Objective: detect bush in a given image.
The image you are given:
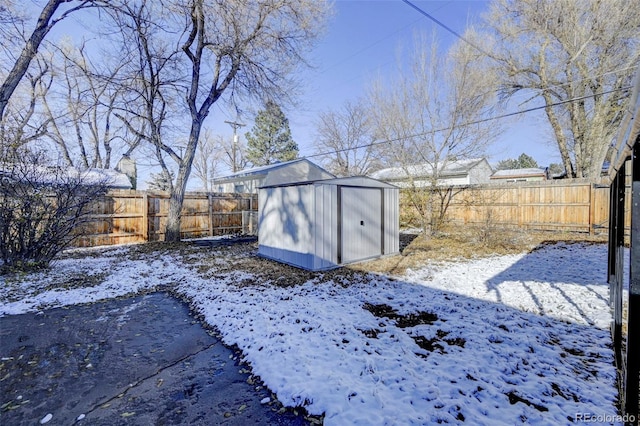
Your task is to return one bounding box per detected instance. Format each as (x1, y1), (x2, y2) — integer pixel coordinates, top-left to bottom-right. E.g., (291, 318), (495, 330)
(0, 150), (109, 272)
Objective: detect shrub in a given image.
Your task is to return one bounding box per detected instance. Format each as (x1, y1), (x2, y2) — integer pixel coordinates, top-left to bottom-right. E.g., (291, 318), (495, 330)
(0, 150), (109, 272)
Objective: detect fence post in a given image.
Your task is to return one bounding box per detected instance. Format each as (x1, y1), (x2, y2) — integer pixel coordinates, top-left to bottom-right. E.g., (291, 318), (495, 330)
(208, 193), (214, 237)
(589, 183), (596, 235)
(142, 192), (149, 242)
(517, 186), (524, 228)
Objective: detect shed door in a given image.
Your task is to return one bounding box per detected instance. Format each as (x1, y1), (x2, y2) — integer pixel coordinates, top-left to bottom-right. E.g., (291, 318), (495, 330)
(341, 187), (382, 263)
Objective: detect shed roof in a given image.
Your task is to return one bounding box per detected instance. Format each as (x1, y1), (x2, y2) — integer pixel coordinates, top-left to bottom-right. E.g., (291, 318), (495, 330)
(213, 158), (334, 184)
(370, 158), (490, 181)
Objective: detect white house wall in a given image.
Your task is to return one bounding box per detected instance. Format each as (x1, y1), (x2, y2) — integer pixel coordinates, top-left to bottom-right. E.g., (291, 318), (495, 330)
(217, 177), (264, 194)
(468, 161), (493, 184)
(258, 184), (316, 269)
(389, 176), (470, 188)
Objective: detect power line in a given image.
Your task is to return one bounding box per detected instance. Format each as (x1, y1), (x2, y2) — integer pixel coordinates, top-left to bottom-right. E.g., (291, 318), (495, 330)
(400, 0), (492, 57)
(303, 85), (632, 160)
(321, 1), (451, 74)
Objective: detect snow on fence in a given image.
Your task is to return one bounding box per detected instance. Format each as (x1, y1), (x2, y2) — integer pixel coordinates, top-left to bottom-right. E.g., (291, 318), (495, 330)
(74, 191), (257, 247)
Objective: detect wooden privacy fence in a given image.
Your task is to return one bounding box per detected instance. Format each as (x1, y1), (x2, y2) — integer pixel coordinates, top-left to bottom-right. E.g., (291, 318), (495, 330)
(76, 178), (630, 248)
(75, 190), (257, 247)
(401, 177), (631, 235)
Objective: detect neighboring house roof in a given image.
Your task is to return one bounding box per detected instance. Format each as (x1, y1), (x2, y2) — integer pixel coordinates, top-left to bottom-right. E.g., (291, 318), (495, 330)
(213, 158), (335, 186)
(77, 168), (133, 189)
(370, 158), (490, 181)
(490, 168), (547, 180)
(0, 164), (133, 189)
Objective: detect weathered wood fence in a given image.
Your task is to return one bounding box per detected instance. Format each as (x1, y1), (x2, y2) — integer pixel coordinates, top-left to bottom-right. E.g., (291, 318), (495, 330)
(401, 177), (631, 235)
(75, 191), (257, 247)
(76, 179), (633, 248)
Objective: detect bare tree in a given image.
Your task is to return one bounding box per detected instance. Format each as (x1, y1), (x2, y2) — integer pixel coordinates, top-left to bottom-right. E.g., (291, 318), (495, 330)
(369, 33), (500, 234)
(108, 0), (330, 241)
(219, 134), (250, 175)
(103, 1), (182, 197)
(36, 42), (129, 169)
(192, 130), (223, 192)
(483, 0), (640, 179)
(0, 59), (52, 157)
(314, 99), (380, 177)
(0, 0), (99, 118)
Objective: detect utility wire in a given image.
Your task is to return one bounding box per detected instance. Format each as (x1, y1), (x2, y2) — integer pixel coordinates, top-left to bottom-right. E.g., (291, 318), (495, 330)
(303, 85), (632, 160)
(400, 0), (638, 104)
(400, 0), (492, 57)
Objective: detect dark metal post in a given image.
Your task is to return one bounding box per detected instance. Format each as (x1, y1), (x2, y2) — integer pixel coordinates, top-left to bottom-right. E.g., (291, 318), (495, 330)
(609, 165), (621, 290)
(610, 163), (626, 365)
(627, 146), (640, 423)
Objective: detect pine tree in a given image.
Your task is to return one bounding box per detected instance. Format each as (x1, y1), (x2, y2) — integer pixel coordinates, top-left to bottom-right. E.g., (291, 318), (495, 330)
(245, 101), (298, 166)
(148, 169), (174, 192)
(496, 153), (539, 170)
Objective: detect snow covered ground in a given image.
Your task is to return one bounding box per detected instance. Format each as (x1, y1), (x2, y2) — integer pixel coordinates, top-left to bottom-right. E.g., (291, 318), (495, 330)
(0, 241), (622, 425)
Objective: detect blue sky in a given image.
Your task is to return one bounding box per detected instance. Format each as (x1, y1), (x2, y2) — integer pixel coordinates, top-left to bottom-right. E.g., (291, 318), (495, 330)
(45, 0), (562, 186)
(271, 0), (561, 171)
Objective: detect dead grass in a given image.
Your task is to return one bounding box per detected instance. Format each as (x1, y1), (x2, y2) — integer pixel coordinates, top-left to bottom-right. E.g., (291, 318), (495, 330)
(351, 225), (608, 276)
(53, 226), (609, 287)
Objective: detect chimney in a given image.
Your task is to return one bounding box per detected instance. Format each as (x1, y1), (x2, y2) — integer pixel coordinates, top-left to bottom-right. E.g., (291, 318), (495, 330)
(115, 155), (137, 189)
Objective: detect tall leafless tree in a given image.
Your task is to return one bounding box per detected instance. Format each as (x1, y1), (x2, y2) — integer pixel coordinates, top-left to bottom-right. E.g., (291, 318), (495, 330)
(192, 130), (223, 192)
(33, 42), (129, 169)
(369, 33), (500, 234)
(483, 0), (640, 179)
(0, 58), (52, 157)
(314, 99), (380, 177)
(0, 0), (98, 118)
(107, 0), (330, 241)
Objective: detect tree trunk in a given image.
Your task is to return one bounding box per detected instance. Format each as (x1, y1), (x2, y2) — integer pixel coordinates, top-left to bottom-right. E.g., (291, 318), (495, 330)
(543, 97), (575, 178)
(164, 121), (202, 242)
(165, 184), (185, 242)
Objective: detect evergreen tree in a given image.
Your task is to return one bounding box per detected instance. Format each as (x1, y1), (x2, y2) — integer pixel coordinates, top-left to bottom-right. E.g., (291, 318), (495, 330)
(148, 169), (174, 192)
(245, 101), (298, 166)
(496, 153), (539, 170)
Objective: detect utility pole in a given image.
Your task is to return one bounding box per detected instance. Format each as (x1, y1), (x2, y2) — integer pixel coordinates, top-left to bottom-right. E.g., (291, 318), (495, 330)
(225, 120), (245, 172)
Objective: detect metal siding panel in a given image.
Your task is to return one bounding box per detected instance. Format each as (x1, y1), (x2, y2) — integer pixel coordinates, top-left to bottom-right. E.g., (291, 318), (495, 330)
(384, 188), (400, 254)
(328, 185), (339, 265)
(258, 185), (314, 268)
(341, 187), (382, 263)
(258, 187), (280, 248)
(313, 184), (339, 270)
(314, 185), (325, 270)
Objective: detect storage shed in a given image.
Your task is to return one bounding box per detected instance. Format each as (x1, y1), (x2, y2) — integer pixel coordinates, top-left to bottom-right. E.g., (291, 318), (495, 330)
(258, 176), (399, 271)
